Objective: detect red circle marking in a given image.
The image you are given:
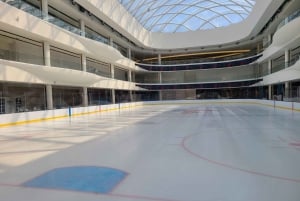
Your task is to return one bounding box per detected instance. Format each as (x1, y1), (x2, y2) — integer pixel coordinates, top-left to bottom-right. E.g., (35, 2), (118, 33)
(181, 134), (300, 183)
(289, 142), (300, 147)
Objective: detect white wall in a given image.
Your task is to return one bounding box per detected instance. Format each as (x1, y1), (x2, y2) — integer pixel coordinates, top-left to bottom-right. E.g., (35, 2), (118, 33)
(0, 59), (143, 90)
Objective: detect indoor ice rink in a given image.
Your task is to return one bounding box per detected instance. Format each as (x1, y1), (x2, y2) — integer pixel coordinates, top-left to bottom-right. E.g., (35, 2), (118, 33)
(0, 102), (300, 201)
(1, 0), (300, 200)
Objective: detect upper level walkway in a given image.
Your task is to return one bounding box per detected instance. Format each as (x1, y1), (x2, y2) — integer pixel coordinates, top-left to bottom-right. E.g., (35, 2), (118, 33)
(136, 54), (262, 71)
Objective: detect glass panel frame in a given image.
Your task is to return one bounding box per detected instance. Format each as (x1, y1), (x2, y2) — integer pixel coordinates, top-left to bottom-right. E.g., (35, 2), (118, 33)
(118, 0), (256, 32)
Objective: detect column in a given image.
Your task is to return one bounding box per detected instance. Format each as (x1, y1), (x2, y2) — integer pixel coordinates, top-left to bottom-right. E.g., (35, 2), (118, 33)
(80, 19), (85, 37)
(158, 72), (162, 101)
(285, 82), (291, 100)
(82, 54), (88, 106)
(158, 54), (162, 100)
(268, 85), (273, 100)
(46, 84), (53, 110)
(44, 42), (53, 109)
(83, 87), (88, 107)
(82, 54), (87, 72)
(128, 70), (133, 102)
(158, 54), (162, 65)
(268, 59), (272, 100)
(257, 43), (261, 54)
(129, 91), (133, 102)
(43, 42), (51, 66)
(263, 34), (272, 48)
(128, 70), (132, 82)
(268, 59), (272, 74)
(112, 90), (116, 104)
(41, 0), (48, 19)
(285, 49), (290, 99)
(268, 34), (272, 46)
(109, 37), (114, 47)
(111, 64), (115, 79)
(111, 64), (116, 104)
(285, 49), (290, 68)
(127, 47), (131, 59)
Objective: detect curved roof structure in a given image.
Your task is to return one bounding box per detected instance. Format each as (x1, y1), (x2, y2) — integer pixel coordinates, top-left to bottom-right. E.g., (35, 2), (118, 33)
(118, 0), (256, 33)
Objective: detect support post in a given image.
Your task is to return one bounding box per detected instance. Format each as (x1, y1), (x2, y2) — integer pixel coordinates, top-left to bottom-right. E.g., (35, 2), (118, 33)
(110, 37), (114, 47)
(112, 89), (116, 104)
(267, 59), (272, 100)
(83, 87), (88, 107)
(41, 0), (48, 19)
(285, 49), (290, 99)
(80, 19), (85, 37)
(44, 42), (50, 66)
(158, 54), (162, 100)
(81, 54), (88, 106)
(46, 84), (53, 110)
(127, 47), (131, 59)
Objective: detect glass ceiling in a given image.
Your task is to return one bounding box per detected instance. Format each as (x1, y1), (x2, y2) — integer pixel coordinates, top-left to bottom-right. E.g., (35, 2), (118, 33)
(118, 0), (256, 33)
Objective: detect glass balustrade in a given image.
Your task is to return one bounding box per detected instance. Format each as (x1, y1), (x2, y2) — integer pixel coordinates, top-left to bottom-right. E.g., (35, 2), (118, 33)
(264, 9), (300, 49)
(46, 15), (82, 36)
(85, 31), (109, 45)
(277, 9), (300, 31)
(2, 0), (113, 50)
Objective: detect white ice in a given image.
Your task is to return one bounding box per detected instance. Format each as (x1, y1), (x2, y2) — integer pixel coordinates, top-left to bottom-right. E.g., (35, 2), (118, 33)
(0, 103), (300, 201)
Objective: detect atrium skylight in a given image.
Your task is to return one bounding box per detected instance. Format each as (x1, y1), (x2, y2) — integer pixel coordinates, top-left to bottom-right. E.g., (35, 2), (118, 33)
(118, 0), (256, 33)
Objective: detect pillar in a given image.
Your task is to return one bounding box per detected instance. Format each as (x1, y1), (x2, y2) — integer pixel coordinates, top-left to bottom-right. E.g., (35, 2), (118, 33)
(128, 70), (133, 102)
(158, 72), (162, 101)
(127, 47), (131, 59)
(268, 59), (272, 74)
(285, 49), (290, 99)
(111, 64), (115, 79)
(268, 86), (272, 100)
(285, 49), (290, 68)
(41, 0), (48, 19)
(46, 84), (53, 110)
(129, 91), (133, 102)
(158, 54), (162, 65)
(268, 59), (272, 100)
(111, 64), (115, 104)
(268, 34), (272, 45)
(285, 82), (290, 100)
(44, 42), (53, 109)
(109, 37), (114, 47)
(82, 54), (86, 72)
(257, 43), (261, 54)
(83, 87), (88, 107)
(112, 90), (116, 104)
(158, 54), (162, 100)
(80, 19), (85, 37)
(43, 42), (50, 66)
(128, 70), (132, 82)
(81, 54), (88, 106)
